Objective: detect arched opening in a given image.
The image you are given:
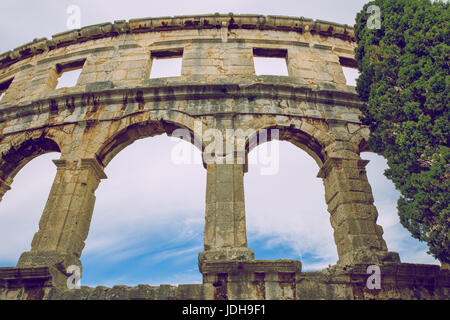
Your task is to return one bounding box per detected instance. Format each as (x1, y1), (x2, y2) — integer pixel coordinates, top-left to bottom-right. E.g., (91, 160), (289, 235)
(245, 132), (337, 270)
(82, 133), (206, 287)
(0, 152), (59, 267)
(361, 151), (439, 265)
(97, 119), (203, 167)
(0, 137), (60, 184)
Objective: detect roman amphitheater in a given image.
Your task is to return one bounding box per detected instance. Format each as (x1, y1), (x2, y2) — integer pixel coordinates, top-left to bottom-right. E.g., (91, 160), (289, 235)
(0, 13), (448, 300)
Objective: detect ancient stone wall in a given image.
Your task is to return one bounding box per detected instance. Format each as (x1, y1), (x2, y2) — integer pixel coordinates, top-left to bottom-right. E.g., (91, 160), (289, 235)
(0, 14), (448, 300)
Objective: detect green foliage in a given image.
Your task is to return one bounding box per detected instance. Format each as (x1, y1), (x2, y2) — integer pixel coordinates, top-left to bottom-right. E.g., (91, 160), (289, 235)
(354, 0), (449, 263)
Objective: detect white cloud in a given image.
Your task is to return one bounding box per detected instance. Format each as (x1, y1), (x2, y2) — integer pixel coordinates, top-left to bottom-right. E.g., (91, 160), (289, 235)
(141, 245), (203, 266)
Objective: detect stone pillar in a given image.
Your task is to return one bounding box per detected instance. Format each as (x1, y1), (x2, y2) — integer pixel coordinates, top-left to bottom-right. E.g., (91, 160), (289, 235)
(317, 157), (400, 266)
(0, 177), (11, 202)
(199, 162), (254, 264)
(198, 114), (254, 265)
(17, 158), (106, 271)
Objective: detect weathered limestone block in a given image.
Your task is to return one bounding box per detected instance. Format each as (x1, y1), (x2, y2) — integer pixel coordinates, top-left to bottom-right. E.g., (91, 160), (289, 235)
(76, 56), (104, 85)
(110, 49), (151, 83)
(17, 158), (106, 272)
(24, 64), (59, 100)
(287, 46), (346, 87)
(0, 66), (33, 104)
(182, 41), (253, 77)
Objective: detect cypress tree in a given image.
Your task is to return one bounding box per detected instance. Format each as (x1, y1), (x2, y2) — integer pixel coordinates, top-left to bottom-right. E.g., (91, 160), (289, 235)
(354, 0), (449, 265)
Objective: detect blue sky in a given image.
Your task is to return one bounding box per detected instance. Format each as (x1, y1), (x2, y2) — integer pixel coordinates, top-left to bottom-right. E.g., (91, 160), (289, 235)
(0, 0), (438, 287)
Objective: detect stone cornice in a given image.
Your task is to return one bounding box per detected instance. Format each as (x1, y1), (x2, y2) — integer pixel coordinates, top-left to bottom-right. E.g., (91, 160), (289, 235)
(317, 157), (370, 179)
(53, 158), (107, 179)
(0, 80), (362, 124)
(0, 13), (355, 71)
(0, 266), (52, 289)
(201, 260), (302, 274)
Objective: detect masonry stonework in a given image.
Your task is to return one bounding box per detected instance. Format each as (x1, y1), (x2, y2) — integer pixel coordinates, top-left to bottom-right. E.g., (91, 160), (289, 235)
(0, 14), (448, 300)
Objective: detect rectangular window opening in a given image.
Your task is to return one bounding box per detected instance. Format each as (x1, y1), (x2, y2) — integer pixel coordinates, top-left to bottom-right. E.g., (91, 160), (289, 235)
(0, 78), (13, 101)
(149, 49), (183, 79)
(339, 57), (359, 86)
(56, 59), (85, 89)
(253, 48), (288, 76)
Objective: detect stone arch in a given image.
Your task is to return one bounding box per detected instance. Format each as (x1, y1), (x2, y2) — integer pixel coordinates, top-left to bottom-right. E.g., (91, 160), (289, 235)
(0, 134), (60, 181)
(0, 133), (61, 202)
(244, 118), (332, 168)
(241, 118), (399, 266)
(95, 112), (205, 167)
(197, 117), (334, 264)
(244, 138), (336, 265)
(83, 133), (207, 286)
(16, 111), (207, 271)
(242, 121), (334, 264)
(0, 133), (62, 268)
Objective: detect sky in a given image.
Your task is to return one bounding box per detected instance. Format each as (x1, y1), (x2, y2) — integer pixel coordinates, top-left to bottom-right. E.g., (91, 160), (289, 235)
(0, 0), (439, 287)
